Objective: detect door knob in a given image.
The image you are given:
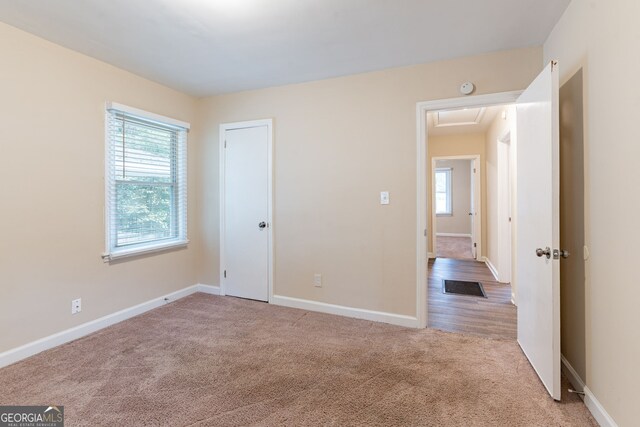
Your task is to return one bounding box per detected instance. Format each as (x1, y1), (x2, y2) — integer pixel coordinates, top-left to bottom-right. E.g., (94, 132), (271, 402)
(258, 221), (267, 229)
(553, 249), (570, 259)
(536, 247), (551, 259)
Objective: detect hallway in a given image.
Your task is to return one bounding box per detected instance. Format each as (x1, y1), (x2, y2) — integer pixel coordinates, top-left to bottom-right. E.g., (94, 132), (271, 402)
(428, 258), (517, 339)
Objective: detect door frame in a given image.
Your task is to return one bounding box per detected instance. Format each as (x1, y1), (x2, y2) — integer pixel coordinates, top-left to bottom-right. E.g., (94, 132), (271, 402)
(415, 91), (521, 328)
(431, 155), (481, 261)
(219, 119), (274, 302)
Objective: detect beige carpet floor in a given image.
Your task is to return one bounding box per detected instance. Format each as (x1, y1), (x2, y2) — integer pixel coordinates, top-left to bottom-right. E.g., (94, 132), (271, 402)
(0, 294), (595, 426)
(436, 236), (474, 259)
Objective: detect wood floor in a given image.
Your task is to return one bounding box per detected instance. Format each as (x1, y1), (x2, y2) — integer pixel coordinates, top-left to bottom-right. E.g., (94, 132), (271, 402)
(428, 257), (517, 339)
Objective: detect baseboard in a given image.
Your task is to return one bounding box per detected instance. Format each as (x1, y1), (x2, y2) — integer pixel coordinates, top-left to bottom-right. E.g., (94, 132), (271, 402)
(484, 258), (500, 281)
(435, 233), (472, 237)
(196, 284), (221, 295)
(511, 292), (517, 306)
(561, 356), (618, 427)
(427, 252), (436, 259)
(0, 284), (209, 369)
(271, 295), (419, 328)
(584, 386), (618, 427)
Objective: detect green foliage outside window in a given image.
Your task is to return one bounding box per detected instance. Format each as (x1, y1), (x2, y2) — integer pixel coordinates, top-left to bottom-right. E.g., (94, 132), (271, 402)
(113, 117), (177, 247)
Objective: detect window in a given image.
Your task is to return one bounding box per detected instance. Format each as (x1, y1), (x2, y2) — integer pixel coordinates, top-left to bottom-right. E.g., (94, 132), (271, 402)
(435, 168), (452, 215)
(103, 103), (189, 260)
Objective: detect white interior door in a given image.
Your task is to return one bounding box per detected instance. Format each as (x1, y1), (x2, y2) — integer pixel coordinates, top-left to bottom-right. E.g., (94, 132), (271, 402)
(516, 61), (561, 400)
(470, 159), (480, 260)
(222, 123), (271, 302)
(498, 136), (513, 283)
(504, 142), (512, 282)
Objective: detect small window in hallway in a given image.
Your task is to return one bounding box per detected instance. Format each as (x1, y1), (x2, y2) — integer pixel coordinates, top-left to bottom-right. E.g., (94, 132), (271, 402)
(435, 168), (452, 215)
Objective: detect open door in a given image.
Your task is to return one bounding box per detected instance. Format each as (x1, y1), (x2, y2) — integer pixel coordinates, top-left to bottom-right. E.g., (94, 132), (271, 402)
(516, 61), (561, 400)
(470, 159), (480, 260)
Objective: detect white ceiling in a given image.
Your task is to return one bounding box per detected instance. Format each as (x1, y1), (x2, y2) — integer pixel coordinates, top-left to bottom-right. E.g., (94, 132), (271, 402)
(0, 0), (570, 96)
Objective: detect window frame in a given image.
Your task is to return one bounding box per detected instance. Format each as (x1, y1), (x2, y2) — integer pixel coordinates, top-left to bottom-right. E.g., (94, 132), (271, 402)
(435, 167), (453, 216)
(103, 102), (190, 261)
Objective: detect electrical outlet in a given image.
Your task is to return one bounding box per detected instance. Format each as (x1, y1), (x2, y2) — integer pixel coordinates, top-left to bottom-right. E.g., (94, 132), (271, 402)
(71, 298), (81, 315)
(313, 274), (322, 287)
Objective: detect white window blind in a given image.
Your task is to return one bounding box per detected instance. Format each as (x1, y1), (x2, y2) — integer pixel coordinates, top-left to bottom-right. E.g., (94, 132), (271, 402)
(103, 103), (188, 260)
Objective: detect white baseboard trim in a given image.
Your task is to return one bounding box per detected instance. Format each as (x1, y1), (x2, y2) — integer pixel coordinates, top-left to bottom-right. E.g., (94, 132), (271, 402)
(484, 258), (500, 281)
(561, 355), (618, 427)
(584, 386), (618, 427)
(511, 292), (517, 306)
(271, 295), (419, 328)
(196, 284), (221, 295)
(0, 284), (213, 369)
(435, 233), (472, 237)
(427, 252), (436, 259)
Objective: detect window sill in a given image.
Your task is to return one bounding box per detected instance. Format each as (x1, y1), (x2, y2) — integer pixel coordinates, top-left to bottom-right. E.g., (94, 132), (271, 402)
(102, 239), (189, 262)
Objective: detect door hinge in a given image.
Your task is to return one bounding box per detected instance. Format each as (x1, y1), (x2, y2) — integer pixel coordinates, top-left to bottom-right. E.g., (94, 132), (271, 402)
(224, 270), (226, 278)
(224, 140), (227, 148)
(474, 243), (477, 248)
(473, 168), (476, 173)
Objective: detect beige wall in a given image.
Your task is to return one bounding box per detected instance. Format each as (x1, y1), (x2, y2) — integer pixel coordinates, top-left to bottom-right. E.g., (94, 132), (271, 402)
(434, 159), (471, 235)
(559, 69), (586, 384)
(427, 133), (487, 256)
(196, 40), (545, 319)
(545, 0), (640, 424)
(197, 50), (542, 316)
(0, 22), (199, 354)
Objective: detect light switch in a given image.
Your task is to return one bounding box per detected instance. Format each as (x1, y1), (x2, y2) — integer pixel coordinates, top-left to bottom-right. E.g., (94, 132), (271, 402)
(380, 191), (390, 205)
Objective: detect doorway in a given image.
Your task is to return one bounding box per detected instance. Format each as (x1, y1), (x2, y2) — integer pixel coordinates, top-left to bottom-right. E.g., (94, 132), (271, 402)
(424, 103), (517, 340)
(219, 119), (273, 302)
(431, 155), (480, 261)
(416, 92), (521, 330)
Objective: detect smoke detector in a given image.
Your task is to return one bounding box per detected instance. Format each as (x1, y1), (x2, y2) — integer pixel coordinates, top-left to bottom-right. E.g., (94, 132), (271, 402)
(460, 82), (475, 95)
